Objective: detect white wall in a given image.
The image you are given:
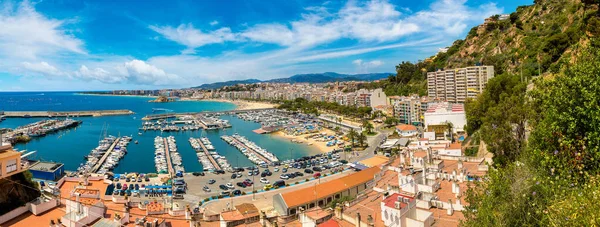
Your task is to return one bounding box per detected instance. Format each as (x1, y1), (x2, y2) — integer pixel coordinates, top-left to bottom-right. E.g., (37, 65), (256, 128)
(424, 112), (467, 132)
(0, 205), (30, 225)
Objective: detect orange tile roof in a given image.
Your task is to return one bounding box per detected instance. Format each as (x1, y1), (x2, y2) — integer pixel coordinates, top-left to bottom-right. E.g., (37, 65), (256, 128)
(280, 167), (381, 208)
(413, 151), (427, 158)
(359, 156), (389, 167)
(304, 208), (333, 221)
(395, 124), (417, 132)
(74, 188), (100, 196)
(221, 210), (245, 221)
(382, 193), (414, 209)
(375, 170), (399, 189)
(146, 202), (164, 212)
(429, 208), (464, 227)
(235, 203), (259, 218)
(448, 143), (462, 149)
(343, 190), (385, 227)
(71, 196), (101, 206)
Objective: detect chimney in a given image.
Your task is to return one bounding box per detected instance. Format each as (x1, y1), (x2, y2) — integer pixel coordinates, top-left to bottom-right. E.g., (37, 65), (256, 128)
(356, 213), (361, 227)
(75, 193), (81, 214)
(457, 160), (463, 170)
(447, 200), (454, 215)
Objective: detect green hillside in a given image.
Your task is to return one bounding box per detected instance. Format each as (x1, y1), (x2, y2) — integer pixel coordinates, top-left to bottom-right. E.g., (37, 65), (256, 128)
(374, 0), (600, 97)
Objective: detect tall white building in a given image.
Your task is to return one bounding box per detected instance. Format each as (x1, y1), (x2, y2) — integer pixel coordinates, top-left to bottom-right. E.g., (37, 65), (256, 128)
(423, 102), (467, 133)
(427, 66), (494, 103)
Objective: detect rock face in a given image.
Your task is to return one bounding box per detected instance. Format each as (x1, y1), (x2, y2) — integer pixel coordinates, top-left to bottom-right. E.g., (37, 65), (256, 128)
(149, 96), (171, 103)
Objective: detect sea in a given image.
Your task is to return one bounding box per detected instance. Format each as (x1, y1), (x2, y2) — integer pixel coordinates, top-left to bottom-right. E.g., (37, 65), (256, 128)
(0, 92), (320, 173)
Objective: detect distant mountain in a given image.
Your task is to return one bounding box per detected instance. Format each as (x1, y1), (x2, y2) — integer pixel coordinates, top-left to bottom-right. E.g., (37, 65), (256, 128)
(193, 72), (393, 89)
(192, 79), (261, 90)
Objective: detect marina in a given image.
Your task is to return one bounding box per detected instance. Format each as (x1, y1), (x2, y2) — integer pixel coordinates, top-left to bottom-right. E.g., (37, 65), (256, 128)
(166, 136), (185, 175)
(221, 134), (279, 166)
(76, 136), (119, 175)
(95, 136), (132, 174)
(1, 109), (133, 118)
(140, 116), (202, 132)
(2, 118), (82, 143)
(153, 136), (169, 174)
(189, 137), (232, 172)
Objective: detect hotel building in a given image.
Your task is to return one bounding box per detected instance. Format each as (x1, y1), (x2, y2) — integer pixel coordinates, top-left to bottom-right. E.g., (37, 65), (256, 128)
(427, 66), (494, 103)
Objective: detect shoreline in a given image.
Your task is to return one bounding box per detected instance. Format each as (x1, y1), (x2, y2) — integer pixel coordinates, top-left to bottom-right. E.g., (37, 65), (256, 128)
(271, 128), (338, 154)
(199, 98), (277, 110)
(75, 93), (157, 98)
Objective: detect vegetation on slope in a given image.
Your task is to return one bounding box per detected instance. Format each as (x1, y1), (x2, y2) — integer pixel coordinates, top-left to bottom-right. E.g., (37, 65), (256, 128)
(0, 171), (40, 215)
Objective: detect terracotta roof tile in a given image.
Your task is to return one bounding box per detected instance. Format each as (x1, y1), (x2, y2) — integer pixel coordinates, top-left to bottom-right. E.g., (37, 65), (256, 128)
(280, 167), (381, 208)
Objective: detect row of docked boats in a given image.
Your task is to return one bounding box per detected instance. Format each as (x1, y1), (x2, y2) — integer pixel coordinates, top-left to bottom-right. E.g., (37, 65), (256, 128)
(221, 134), (279, 165)
(96, 136), (132, 174)
(188, 137), (232, 172)
(141, 124), (202, 132)
(166, 136), (185, 174)
(154, 136), (169, 174)
(77, 136), (117, 175)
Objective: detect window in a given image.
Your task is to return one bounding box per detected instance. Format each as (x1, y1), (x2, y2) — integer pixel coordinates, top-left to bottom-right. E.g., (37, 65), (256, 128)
(6, 159), (17, 173)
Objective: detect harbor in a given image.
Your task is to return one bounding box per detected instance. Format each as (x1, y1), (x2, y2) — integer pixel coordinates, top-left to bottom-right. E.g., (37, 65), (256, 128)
(153, 136), (169, 174)
(76, 136), (119, 175)
(188, 137), (232, 172)
(95, 136), (132, 174)
(1, 118), (82, 144)
(221, 134), (279, 166)
(166, 136), (185, 175)
(0, 109), (134, 118)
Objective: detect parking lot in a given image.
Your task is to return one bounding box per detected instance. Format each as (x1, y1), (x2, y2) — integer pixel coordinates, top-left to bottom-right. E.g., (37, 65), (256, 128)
(183, 153), (347, 199)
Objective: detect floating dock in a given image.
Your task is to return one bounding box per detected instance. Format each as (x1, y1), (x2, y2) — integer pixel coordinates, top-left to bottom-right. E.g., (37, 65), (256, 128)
(1, 110), (134, 118)
(189, 138), (220, 171)
(163, 138), (175, 176)
(91, 138), (121, 173)
(141, 108), (275, 121)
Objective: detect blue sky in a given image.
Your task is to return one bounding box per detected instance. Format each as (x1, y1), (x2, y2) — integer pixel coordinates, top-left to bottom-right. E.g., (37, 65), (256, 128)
(0, 0), (531, 91)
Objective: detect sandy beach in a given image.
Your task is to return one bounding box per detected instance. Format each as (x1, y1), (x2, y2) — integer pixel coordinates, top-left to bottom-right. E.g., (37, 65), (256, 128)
(200, 98), (277, 110)
(272, 128), (339, 153)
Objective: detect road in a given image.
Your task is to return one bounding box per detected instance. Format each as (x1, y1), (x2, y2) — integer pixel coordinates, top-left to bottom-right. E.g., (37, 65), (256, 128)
(187, 121), (391, 214)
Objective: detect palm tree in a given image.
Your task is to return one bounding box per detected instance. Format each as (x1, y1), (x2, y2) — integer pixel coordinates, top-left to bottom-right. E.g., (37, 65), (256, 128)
(363, 121), (374, 134)
(348, 129), (358, 147)
(446, 122), (454, 141)
(357, 132), (367, 147)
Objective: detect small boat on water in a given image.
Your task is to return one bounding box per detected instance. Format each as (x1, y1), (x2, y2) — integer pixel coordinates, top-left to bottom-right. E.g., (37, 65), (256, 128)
(134, 140), (138, 144)
(138, 132), (143, 135)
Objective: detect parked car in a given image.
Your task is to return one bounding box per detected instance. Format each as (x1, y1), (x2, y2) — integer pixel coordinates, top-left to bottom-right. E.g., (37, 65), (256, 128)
(304, 169), (314, 174)
(231, 174), (237, 179)
(280, 174), (289, 179)
(273, 180), (285, 188)
(225, 183), (235, 189)
(313, 167), (322, 172)
(313, 172), (321, 178)
(232, 190), (242, 196)
(220, 191), (230, 196)
(294, 172), (304, 177)
(236, 182), (247, 188)
(208, 179), (216, 184)
(260, 178), (270, 184)
(203, 186), (211, 192)
(219, 185), (228, 190)
(263, 184), (273, 190)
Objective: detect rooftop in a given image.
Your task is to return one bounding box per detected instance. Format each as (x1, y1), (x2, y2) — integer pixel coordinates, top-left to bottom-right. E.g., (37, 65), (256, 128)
(146, 202), (164, 212)
(29, 161), (63, 172)
(343, 190), (385, 227)
(396, 124), (417, 132)
(280, 167), (381, 208)
(359, 156), (389, 167)
(0, 146), (20, 159)
(304, 207), (333, 221)
(382, 193), (414, 209)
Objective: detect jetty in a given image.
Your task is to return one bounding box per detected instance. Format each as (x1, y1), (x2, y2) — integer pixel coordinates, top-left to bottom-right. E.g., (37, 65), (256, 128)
(163, 138), (175, 176)
(1, 110), (134, 118)
(197, 138), (221, 171)
(221, 135), (278, 165)
(91, 138), (121, 173)
(141, 108), (275, 121)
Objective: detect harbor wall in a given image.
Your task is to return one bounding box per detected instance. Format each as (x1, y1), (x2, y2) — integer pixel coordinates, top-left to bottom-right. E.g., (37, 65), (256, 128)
(2, 110), (133, 118)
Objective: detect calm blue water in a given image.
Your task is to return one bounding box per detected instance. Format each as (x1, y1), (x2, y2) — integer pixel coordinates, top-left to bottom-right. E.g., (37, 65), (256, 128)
(0, 92), (319, 173)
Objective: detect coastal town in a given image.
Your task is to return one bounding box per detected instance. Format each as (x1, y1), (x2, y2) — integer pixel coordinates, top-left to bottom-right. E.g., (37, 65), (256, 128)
(0, 64), (493, 227)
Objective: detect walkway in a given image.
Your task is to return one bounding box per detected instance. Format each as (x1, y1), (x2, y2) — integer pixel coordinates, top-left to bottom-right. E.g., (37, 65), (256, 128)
(91, 138), (120, 173)
(229, 136), (271, 164)
(163, 138), (175, 176)
(196, 138), (222, 171)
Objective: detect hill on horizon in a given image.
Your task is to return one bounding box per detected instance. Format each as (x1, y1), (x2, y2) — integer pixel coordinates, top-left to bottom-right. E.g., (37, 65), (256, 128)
(192, 72), (393, 90)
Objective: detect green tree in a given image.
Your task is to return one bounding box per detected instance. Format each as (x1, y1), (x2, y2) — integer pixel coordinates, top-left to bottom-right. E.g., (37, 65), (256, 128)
(384, 117), (400, 127)
(357, 132), (367, 147)
(362, 120), (374, 134)
(347, 129), (358, 148)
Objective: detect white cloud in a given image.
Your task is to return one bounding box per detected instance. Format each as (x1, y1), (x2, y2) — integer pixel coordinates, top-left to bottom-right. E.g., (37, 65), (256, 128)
(209, 20), (219, 26)
(149, 23), (239, 53)
(123, 60), (182, 85)
(352, 59), (383, 67)
(0, 0), (85, 60)
(21, 61), (64, 76)
(75, 65), (122, 83)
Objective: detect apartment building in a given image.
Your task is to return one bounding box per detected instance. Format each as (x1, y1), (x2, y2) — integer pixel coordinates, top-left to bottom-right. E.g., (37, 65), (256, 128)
(427, 66), (494, 103)
(390, 95), (430, 125)
(0, 144), (23, 179)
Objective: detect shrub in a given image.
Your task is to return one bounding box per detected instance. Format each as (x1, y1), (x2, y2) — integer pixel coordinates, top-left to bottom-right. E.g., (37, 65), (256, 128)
(252, 190), (257, 193)
(305, 179), (309, 182)
(286, 184), (290, 187)
(204, 198), (210, 202)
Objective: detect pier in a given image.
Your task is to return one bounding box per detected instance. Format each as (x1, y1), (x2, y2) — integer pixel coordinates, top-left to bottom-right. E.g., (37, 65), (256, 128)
(228, 136), (271, 164)
(91, 138), (121, 173)
(1, 110), (134, 118)
(195, 138), (222, 171)
(163, 138), (175, 176)
(141, 108), (275, 121)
